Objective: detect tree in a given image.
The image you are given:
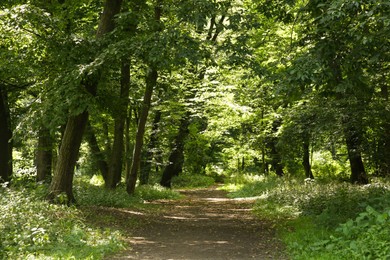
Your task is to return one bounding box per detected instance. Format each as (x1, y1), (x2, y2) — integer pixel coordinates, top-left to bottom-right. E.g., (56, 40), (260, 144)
(0, 86), (12, 183)
(48, 0), (123, 203)
(126, 68), (158, 194)
(36, 126), (53, 182)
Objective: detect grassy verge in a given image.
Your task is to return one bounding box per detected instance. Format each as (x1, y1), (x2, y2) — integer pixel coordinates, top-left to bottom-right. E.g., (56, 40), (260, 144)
(0, 184), (124, 259)
(224, 175), (390, 259)
(0, 174), (183, 259)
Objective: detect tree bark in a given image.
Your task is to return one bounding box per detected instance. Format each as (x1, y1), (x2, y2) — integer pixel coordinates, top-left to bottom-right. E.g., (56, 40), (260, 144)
(36, 126), (53, 182)
(47, 111), (88, 203)
(106, 61), (131, 189)
(126, 69), (158, 194)
(126, 1), (162, 195)
(328, 54), (368, 184)
(268, 119), (284, 177)
(160, 116), (190, 188)
(124, 107), (133, 182)
(140, 110), (161, 185)
(343, 120), (368, 184)
(302, 140), (314, 179)
(0, 87), (12, 183)
(47, 0), (123, 203)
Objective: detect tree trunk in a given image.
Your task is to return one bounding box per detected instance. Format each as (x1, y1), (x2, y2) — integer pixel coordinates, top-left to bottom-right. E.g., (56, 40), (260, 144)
(140, 110), (161, 185)
(126, 1), (162, 195)
(47, 111), (88, 203)
(302, 140), (314, 179)
(47, 0), (123, 203)
(85, 121), (109, 180)
(36, 126), (53, 182)
(329, 55), (368, 184)
(343, 119), (368, 184)
(377, 83), (390, 176)
(126, 69), (158, 194)
(0, 87), (12, 183)
(268, 119), (284, 177)
(124, 107), (133, 182)
(106, 61), (131, 189)
(160, 116), (190, 188)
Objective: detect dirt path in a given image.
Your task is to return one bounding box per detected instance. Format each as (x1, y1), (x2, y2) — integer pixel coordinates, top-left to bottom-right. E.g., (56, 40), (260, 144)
(87, 186), (287, 259)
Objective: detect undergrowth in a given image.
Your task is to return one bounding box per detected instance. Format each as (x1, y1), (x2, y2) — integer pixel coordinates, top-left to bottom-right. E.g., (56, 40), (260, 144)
(76, 175), (182, 207)
(0, 174), (183, 259)
(172, 173), (215, 188)
(0, 184), (124, 259)
(225, 175), (390, 259)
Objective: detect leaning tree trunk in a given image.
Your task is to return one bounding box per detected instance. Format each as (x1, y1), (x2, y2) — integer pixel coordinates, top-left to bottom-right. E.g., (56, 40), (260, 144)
(47, 0), (123, 203)
(126, 2), (162, 195)
(0, 87), (12, 183)
(160, 116), (190, 188)
(126, 69), (158, 194)
(106, 61), (130, 189)
(36, 126), (53, 182)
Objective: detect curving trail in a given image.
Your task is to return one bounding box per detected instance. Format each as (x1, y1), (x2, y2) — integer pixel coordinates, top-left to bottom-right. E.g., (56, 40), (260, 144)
(89, 186), (287, 259)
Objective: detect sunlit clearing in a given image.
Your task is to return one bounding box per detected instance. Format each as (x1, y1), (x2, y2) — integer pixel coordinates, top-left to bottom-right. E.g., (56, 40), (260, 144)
(89, 174), (105, 186)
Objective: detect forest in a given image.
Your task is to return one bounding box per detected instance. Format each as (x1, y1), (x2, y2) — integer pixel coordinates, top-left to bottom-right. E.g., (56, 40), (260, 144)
(1, 0), (390, 259)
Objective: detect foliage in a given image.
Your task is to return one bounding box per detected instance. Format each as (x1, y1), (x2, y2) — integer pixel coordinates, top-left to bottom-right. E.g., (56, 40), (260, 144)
(172, 173), (215, 188)
(0, 185), (124, 259)
(2, 0), (390, 257)
(76, 175), (182, 207)
(135, 184), (183, 201)
(226, 175), (390, 259)
(223, 174), (282, 197)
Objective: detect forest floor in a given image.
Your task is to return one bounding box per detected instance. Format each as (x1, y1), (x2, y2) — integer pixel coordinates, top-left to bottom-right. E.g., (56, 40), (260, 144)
(83, 186), (288, 260)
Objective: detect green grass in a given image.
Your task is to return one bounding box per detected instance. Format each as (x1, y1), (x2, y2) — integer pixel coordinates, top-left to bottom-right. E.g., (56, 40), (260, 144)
(76, 175), (182, 207)
(172, 173), (215, 188)
(0, 174), (184, 259)
(225, 176), (390, 259)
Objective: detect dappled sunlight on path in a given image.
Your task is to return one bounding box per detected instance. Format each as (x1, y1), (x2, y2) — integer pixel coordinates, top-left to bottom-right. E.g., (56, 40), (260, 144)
(106, 186), (287, 259)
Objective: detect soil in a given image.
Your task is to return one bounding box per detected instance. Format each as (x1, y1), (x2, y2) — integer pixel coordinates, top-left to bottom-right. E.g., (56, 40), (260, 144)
(84, 186), (288, 260)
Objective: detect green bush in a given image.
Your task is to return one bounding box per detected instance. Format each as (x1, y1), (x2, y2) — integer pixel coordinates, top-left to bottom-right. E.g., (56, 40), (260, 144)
(0, 186), (124, 259)
(304, 206), (390, 259)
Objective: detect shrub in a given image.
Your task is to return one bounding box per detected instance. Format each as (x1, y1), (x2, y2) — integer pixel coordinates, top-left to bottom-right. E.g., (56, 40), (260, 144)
(308, 206), (390, 259)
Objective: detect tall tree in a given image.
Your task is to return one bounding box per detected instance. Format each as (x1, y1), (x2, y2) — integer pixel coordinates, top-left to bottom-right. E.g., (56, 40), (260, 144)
(126, 0), (163, 195)
(47, 0), (123, 203)
(0, 87), (12, 183)
(106, 61), (131, 189)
